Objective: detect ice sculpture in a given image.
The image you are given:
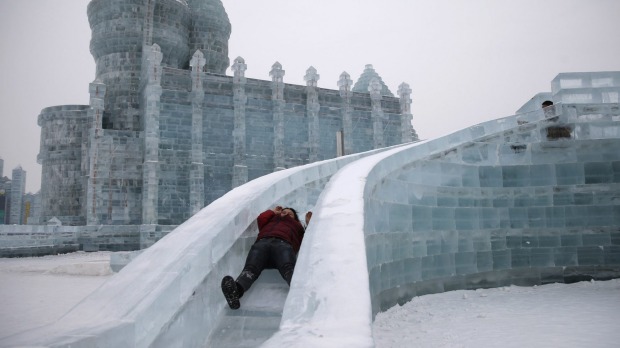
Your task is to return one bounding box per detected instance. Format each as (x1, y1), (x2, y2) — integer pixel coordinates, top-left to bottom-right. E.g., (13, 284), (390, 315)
(4, 72), (620, 347)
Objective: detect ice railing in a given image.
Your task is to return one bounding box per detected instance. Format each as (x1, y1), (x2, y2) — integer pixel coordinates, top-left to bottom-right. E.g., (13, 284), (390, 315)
(0, 145), (399, 348)
(263, 102), (620, 347)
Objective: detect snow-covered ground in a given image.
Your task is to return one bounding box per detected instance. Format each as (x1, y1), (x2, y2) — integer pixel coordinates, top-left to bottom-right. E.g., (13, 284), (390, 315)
(1, 252), (619, 347)
(0, 252), (112, 339)
(373, 280), (620, 348)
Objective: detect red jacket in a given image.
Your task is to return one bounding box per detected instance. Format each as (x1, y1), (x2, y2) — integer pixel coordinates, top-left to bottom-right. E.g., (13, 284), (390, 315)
(256, 210), (305, 253)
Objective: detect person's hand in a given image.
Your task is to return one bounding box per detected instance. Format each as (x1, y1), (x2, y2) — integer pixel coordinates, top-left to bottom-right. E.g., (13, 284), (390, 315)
(274, 206), (283, 214)
(305, 211), (313, 225)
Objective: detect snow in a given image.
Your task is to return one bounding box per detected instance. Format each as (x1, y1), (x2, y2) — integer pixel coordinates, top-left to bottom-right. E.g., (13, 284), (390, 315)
(1, 253), (619, 347)
(373, 281), (620, 348)
(0, 252), (112, 339)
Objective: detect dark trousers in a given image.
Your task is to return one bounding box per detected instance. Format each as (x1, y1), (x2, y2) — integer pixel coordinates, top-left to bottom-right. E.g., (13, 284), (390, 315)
(236, 237), (297, 292)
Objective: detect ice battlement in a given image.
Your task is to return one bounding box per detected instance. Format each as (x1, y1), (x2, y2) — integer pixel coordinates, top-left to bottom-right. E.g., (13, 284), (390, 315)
(552, 71), (620, 104)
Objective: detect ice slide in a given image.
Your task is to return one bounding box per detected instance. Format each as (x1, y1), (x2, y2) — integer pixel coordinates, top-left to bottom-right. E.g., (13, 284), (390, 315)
(3, 102), (620, 347)
(0, 144), (398, 347)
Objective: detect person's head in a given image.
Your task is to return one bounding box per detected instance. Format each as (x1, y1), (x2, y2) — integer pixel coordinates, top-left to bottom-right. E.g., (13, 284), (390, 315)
(542, 100), (554, 108)
(281, 207), (300, 222)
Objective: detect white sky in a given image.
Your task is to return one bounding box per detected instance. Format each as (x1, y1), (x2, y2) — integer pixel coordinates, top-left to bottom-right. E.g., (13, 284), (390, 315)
(0, 0), (619, 193)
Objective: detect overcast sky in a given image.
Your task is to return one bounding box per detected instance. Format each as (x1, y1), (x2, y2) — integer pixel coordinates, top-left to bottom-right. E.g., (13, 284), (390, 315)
(1, 0), (618, 193)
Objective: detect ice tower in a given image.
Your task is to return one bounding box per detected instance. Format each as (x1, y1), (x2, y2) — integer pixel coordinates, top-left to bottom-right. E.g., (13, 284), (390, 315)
(186, 0), (232, 74)
(353, 64), (395, 97)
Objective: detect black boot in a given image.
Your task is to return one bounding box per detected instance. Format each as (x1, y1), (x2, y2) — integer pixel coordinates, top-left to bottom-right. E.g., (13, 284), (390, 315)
(221, 275), (243, 310)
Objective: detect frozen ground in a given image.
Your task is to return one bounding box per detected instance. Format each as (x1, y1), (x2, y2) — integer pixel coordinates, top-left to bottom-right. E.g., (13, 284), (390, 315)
(1, 252), (619, 347)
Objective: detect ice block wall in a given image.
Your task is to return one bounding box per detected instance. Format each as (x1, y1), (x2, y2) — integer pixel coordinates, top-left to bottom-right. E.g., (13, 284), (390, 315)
(365, 103), (620, 315)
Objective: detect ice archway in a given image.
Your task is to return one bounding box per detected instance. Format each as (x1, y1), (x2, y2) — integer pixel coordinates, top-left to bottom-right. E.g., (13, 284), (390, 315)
(3, 102), (620, 348)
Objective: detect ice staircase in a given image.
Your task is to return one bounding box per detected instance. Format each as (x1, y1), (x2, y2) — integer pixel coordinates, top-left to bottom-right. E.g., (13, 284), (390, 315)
(3, 102), (620, 348)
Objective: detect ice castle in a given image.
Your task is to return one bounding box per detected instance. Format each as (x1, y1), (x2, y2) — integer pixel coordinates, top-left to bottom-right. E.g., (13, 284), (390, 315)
(35, 0), (416, 229)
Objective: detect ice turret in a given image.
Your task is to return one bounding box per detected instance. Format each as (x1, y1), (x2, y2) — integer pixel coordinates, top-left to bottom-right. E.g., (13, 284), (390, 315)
(352, 64), (394, 97)
(87, 0), (191, 131)
(187, 0), (232, 74)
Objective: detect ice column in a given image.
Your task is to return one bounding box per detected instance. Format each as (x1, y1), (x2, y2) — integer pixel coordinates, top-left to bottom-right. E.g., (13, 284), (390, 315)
(271, 62), (286, 171)
(339, 71), (354, 155)
(86, 78), (107, 225)
(140, 44), (163, 225)
(232, 57), (248, 187)
(189, 50), (206, 215)
(305, 66), (321, 162)
(143, 0), (155, 45)
(369, 78), (385, 149)
(398, 82), (414, 143)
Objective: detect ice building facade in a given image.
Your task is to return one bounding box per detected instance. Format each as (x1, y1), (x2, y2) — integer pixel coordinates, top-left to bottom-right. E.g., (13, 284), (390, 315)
(8, 167), (26, 225)
(5, 71), (620, 347)
(0, 162), (9, 225)
(36, 0), (415, 229)
(0, 162), (42, 226)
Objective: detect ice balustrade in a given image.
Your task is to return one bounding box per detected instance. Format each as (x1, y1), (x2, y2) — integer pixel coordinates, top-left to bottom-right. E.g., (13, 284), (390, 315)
(0, 146), (396, 348)
(263, 102), (620, 347)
